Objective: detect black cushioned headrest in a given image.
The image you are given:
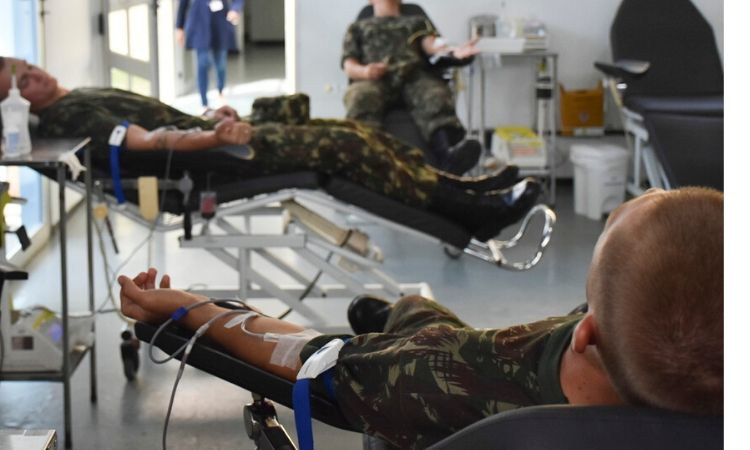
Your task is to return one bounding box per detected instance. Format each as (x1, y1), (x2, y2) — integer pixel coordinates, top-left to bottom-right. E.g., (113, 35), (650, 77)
(428, 404), (723, 450)
(610, 0), (723, 98)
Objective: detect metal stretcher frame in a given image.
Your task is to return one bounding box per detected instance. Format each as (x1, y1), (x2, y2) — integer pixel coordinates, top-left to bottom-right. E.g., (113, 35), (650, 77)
(604, 80), (672, 196)
(68, 174), (555, 326)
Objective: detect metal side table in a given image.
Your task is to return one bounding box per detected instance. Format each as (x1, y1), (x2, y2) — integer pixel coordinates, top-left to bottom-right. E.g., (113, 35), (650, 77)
(466, 50), (560, 205)
(0, 138), (97, 449)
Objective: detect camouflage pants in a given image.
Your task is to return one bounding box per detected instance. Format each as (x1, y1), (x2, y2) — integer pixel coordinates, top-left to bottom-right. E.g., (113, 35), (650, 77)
(247, 117), (438, 207)
(344, 70), (464, 142)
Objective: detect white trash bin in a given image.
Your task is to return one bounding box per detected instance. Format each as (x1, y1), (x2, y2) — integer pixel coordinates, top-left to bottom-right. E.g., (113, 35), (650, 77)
(570, 144), (629, 220)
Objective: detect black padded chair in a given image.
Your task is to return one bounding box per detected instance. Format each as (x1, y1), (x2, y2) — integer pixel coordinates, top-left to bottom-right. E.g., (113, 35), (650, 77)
(350, 4), (472, 160)
(595, 0), (723, 192)
(427, 405), (722, 450)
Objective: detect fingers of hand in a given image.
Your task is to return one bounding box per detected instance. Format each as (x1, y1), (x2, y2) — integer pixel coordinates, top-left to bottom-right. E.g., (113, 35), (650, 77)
(215, 118), (233, 132)
(133, 272), (148, 288)
(146, 268), (157, 289)
(160, 274), (171, 289)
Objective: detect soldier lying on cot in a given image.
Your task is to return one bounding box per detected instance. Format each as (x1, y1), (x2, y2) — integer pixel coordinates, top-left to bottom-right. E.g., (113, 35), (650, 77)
(119, 187), (723, 449)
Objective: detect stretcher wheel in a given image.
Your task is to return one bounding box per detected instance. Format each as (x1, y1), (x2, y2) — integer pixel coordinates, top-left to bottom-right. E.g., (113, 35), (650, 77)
(443, 246), (462, 259)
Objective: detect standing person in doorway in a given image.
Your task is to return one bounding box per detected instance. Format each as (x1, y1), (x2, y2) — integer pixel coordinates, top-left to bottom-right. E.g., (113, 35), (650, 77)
(176, 0), (243, 112)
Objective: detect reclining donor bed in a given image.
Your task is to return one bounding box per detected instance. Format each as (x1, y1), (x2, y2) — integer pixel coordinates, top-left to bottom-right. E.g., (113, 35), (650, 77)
(73, 144), (555, 326)
(134, 309), (723, 450)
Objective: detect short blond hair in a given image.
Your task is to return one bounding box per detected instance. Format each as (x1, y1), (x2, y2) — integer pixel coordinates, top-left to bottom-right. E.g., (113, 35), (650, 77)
(592, 187), (723, 414)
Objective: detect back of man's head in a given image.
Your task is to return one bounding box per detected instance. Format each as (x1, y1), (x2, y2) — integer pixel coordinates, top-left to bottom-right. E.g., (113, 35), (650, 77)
(590, 187), (723, 415)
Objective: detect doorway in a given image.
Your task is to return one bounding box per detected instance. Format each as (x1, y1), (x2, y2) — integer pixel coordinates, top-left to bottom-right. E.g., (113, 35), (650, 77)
(167, 0), (287, 115)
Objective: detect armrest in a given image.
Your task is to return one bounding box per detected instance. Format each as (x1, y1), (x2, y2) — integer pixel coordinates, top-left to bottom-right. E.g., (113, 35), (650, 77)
(429, 53), (475, 69)
(134, 321), (360, 432)
(594, 60), (651, 80)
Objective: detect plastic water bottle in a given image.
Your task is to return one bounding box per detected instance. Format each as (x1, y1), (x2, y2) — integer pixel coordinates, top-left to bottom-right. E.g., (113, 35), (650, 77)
(1, 65), (32, 157)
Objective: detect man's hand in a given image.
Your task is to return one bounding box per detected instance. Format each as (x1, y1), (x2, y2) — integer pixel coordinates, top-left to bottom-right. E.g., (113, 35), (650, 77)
(213, 105), (240, 121)
(176, 28), (185, 47)
(214, 119), (253, 145)
(450, 37), (480, 60)
(119, 268), (197, 324)
(227, 10), (241, 26)
(364, 62), (388, 81)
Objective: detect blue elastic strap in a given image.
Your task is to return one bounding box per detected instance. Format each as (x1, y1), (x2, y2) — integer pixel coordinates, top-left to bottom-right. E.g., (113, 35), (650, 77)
(293, 378), (314, 450)
(171, 306), (188, 322)
(321, 369), (336, 402)
(109, 121), (128, 204)
(292, 338), (349, 450)
(293, 367), (338, 450)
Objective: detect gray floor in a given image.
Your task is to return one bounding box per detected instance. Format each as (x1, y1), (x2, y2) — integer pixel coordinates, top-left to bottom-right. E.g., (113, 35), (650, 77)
(0, 181), (606, 450)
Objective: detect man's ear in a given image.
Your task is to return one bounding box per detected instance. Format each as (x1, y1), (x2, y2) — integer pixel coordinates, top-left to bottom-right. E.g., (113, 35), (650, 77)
(571, 312), (598, 354)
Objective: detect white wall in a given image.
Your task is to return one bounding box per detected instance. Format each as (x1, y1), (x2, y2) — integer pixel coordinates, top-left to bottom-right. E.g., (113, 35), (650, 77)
(0, 0), (16, 56)
(43, 0), (106, 87)
(294, 0), (724, 125)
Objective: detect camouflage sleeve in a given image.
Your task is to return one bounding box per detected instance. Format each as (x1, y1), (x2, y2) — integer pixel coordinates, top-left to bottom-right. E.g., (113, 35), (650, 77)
(407, 17), (440, 47)
(37, 101), (121, 150)
(421, 16), (440, 39)
(341, 22), (362, 68)
(327, 309), (580, 449)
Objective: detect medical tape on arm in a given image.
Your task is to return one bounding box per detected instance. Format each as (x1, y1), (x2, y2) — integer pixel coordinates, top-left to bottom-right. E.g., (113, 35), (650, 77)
(223, 312), (322, 369)
(108, 121), (129, 204)
(267, 329), (323, 370)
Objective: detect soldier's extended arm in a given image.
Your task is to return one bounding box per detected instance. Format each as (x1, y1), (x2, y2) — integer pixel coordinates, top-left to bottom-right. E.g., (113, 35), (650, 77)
(119, 269), (308, 381)
(125, 119), (252, 151)
(421, 36), (480, 59)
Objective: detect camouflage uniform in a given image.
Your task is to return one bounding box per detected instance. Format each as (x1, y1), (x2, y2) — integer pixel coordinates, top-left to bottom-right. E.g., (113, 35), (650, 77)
(35, 88), (437, 206)
(301, 296), (579, 449)
(342, 16), (464, 141)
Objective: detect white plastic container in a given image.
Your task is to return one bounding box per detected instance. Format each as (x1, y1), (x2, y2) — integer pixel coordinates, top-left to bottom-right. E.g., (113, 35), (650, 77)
(570, 144), (629, 220)
(1, 70), (32, 157)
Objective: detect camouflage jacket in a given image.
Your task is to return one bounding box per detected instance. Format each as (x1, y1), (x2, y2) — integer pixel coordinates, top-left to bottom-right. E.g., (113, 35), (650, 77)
(342, 15), (438, 86)
(302, 296), (580, 449)
(34, 89), (437, 206)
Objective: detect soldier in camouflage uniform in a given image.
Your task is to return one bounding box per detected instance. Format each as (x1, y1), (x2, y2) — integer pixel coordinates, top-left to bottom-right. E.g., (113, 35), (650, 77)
(119, 188), (723, 449)
(0, 57), (537, 238)
(33, 88), (439, 207)
(342, 0), (480, 173)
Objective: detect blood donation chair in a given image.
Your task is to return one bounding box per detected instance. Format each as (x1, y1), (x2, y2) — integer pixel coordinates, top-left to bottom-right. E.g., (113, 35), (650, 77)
(134, 318), (723, 450)
(58, 144), (554, 330)
(351, 3), (474, 158)
(594, 0), (723, 194)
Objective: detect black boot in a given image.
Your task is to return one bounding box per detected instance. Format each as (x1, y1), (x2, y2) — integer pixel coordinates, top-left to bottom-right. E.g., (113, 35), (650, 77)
(429, 177), (541, 240)
(429, 127), (476, 174)
(438, 165), (520, 192)
(441, 139), (482, 175)
(347, 295), (393, 335)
